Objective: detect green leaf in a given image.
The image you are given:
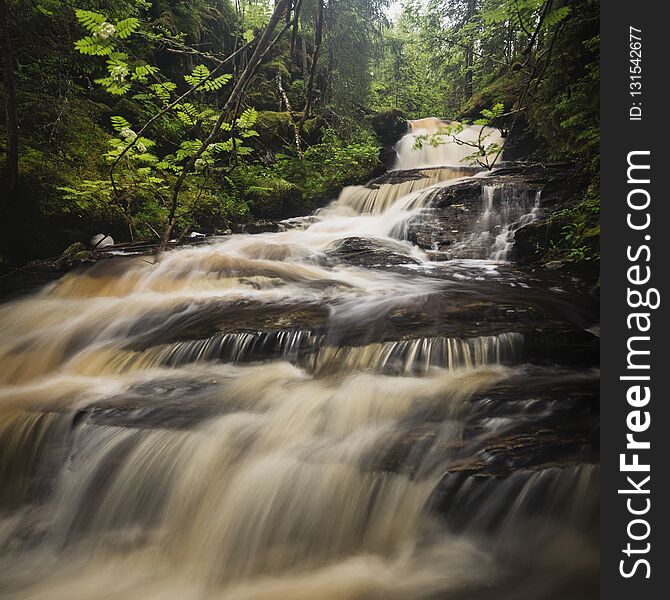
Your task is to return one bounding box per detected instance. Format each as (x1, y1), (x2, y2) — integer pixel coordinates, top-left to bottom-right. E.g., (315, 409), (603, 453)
(95, 77), (131, 95)
(74, 36), (112, 56)
(545, 6), (572, 28)
(149, 82), (176, 104)
(175, 102), (199, 126)
(203, 73), (232, 91)
(115, 17), (140, 39)
(237, 107), (258, 129)
(176, 140), (203, 161)
(131, 64), (159, 82)
(184, 64), (211, 87)
(75, 9), (106, 33)
(110, 116), (131, 132)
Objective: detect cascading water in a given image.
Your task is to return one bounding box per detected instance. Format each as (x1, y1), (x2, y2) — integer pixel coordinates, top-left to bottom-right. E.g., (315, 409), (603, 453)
(442, 184), (541, 260)
(0, 120), (598, 600)
(394, 118), (504, 170)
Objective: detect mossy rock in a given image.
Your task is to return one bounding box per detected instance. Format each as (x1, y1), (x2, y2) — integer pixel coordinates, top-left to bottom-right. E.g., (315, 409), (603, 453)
(60, 242), (87, 259)
(255, 111), (300, 149)
(367, 109), (407, 147)
(246, 177), (307, 220)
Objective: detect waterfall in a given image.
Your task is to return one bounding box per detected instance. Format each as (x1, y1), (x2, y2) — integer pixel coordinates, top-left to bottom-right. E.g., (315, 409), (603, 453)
(394, 118), (504, 170)
(433, 464), (599, 534)
(328, 168), (473, 215)
(55, 330), (523, 379)
(310, 332), (523, 375)
(0, 116), (597, 600)
(443, 184), (541, 260)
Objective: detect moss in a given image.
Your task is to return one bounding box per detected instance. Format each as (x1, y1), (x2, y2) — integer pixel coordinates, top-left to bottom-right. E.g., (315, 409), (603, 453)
(60, 242), (87, 259)
(459, 70), (526, 120)
(246, 176), (304, 219)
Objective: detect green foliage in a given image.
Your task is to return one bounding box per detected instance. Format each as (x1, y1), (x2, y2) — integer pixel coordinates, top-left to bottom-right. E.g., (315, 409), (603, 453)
(116, 17), (140, 39)
(183, 64), (232, 91)
(272, 129), (381, 202)
(540, 186), (600, 265)
(0, 0), (600, 265)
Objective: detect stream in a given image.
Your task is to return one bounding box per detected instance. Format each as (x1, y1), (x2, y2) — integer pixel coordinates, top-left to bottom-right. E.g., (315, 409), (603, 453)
(0, 119), (599, 599)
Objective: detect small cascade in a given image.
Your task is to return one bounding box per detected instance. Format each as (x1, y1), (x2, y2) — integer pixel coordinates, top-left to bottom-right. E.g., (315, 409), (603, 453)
(444, 184), (540, 260)
(330, 168), (468, 215)
(488, 187), (541, 260)
(311, 332), (523, 375)
(75, 331), (524, 377)
(394, 118), (504, 170)
(0, 410), (72, 510)
(433, 464), (599, 535)
(145, 329), (316, 369)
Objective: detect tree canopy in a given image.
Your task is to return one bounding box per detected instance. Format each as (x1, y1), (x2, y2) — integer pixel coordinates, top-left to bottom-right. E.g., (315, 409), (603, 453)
(0, 0), (598, 262)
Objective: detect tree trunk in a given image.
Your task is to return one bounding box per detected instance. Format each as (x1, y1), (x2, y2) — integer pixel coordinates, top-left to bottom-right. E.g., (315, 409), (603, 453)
(301, 34), (309, 81)
(299, 0), (323, 135)
(161, 0), (292, 249)
(290, 0), (304, 54)
(464, 0), (475, 99)
(0, 0), (19, 198)
(276, 73), (303, 158)
(324, 0), (335, 103)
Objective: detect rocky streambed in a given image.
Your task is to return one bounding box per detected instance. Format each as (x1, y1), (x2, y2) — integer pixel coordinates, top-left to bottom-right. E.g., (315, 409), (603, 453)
(0, 122), (598, 600)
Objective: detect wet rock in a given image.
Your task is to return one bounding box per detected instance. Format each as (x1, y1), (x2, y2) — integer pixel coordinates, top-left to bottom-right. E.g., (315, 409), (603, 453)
(18, 242), (97, 275)
(397, 163), (589, 263)
(238, 220), (287, 234)
(369, 166), (479, 187)
(367, 109), (407, 170)
(367, 367), (598, 481)
(512, 219), (563, 265)
(325, 237), (422, 269)
(369, 168), (437, 186)
(280, 215), (320, 230)
(124, 302), (331, 351)
(77, 378), (226, 430)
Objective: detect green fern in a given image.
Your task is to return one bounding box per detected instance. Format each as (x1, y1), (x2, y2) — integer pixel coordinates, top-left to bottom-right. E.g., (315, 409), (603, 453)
(110, 116), (131, 132)
(203, 74), (232, 91)
(184, 64), (211, 87)
(74, 36), (112, 56)
(131, 64), (159, 83)
(115, 17), (140, 39)
(74, 9), (106, 33)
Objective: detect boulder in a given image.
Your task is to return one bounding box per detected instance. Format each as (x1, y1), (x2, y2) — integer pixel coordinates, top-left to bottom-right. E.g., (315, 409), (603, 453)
(325, 236), (422, 269)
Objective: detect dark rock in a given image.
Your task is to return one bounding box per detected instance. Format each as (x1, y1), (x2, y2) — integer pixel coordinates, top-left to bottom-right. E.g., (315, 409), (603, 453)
(368, 169), (431, 186)
(325, 236), (422, 269)
(367, 110), (408, 171)
(368, 109), (407, 147)
(402, 163), (581, 256)
(367, 366), (598, 478)
(368, 166), (479, 187)
(240, 220), (287, 234)
(78, 378), (226, 430)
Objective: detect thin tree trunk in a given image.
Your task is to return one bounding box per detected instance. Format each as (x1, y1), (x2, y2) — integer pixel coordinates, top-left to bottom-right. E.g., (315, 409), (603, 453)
(290, 0), (304, 53)
(325, 0), (335, 103)
(301, 34), (309, 81)
(161, 0), (292, 249)
(0, 0), (19, 198)
(276, 73), (303, 158)
(299, 0), (323, 135)
(464, 0), (475, 99)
